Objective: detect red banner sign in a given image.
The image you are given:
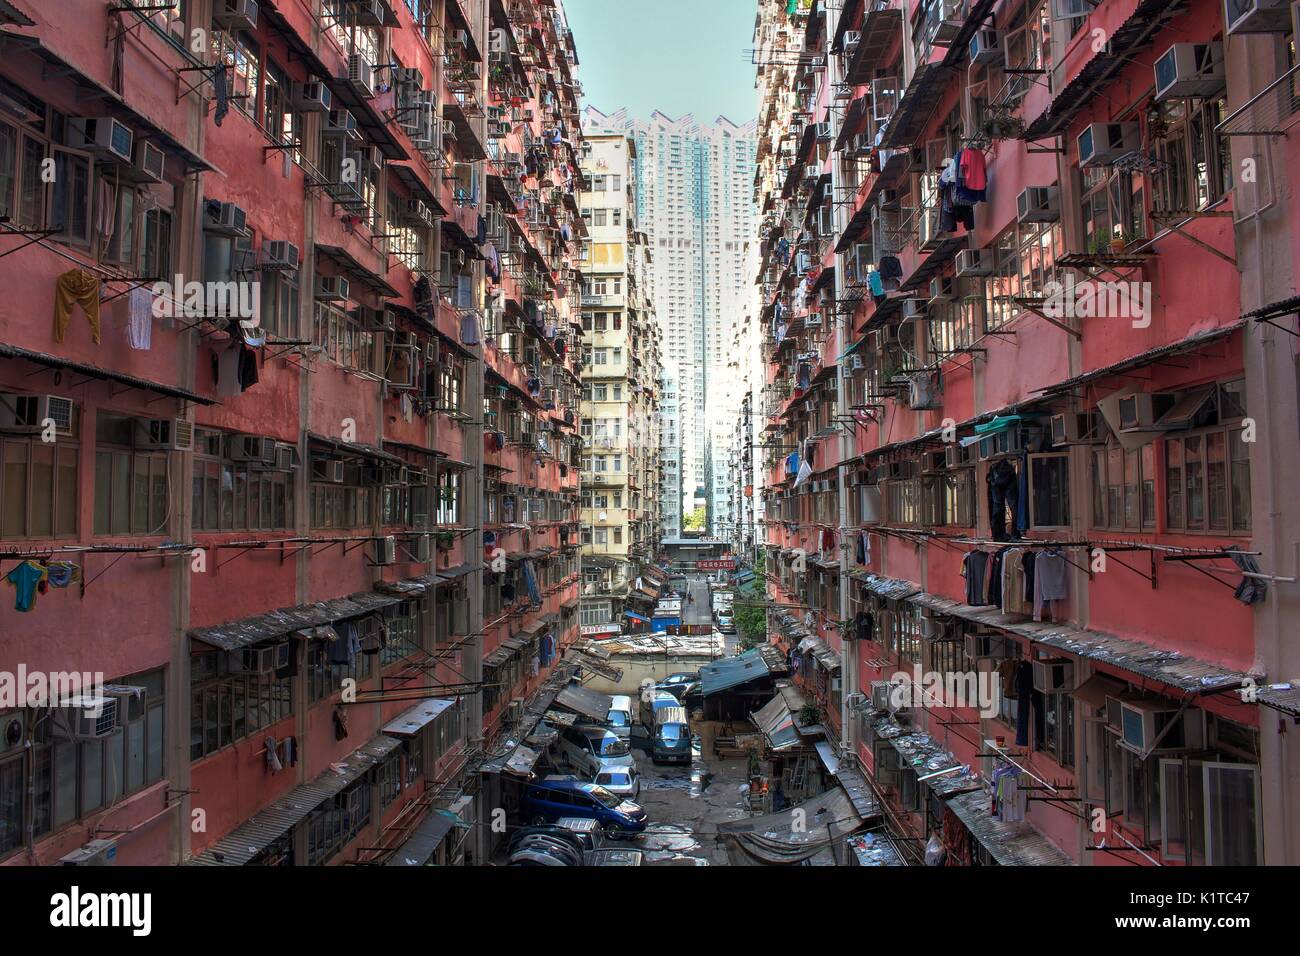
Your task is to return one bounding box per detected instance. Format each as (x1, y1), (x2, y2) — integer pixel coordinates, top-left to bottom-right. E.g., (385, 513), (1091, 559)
(696, 559), (737, 570)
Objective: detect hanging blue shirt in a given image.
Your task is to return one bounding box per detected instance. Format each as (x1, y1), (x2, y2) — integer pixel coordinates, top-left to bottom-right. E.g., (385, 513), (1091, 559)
(6, 561), (45, 612)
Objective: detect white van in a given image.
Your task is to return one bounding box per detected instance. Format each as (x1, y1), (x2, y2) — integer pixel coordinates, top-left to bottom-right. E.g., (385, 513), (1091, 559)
(605, 694), (634, 741)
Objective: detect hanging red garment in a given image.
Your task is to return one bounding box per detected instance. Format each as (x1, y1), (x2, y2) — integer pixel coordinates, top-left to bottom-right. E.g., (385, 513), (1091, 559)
(959, 147), (987, 191)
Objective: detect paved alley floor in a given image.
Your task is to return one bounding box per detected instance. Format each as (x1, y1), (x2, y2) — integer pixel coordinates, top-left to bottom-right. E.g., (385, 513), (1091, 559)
(625, 737), (753, 866)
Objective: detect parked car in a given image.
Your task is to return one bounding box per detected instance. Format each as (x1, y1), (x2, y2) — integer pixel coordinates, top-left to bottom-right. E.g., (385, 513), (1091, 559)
(716, 614), (736, 634)
(640, 690), (683, 728)
(555, 816), (603, 854)
(594, 765), (641, 800)
(657, 672), (700, 694)
(520, 779), (648, 837)
(655, 678), (700, 703)
(508, 833), (584, 867)
(508, 822), (590, 858)
(605, 694), (634, 741)
(652, 705), (692, 764)
(555, 724), (636, 778)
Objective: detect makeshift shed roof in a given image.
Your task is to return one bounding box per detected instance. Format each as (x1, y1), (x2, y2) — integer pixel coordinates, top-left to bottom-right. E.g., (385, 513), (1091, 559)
(553, 684), (613, 722)
(699, 645), (787, 696)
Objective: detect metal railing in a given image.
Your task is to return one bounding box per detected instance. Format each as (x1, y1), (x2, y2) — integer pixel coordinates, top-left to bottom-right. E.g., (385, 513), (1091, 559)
(1217, 62), (1300, 138)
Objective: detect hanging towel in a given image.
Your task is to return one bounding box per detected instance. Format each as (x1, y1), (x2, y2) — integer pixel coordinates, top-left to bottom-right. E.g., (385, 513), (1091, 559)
(127, 286), (153, 350)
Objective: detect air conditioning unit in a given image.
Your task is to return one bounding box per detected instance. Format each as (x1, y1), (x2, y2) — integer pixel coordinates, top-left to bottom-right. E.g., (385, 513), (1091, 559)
(1111, 696), (1207, 754)
(58, 839), (118, 866)
(1224, 0), (1291, 34)
(373, 535), (398, 565)
(813, 121), (832, 141)
(312, 458), (345, 483)
(869, 680), (891, 711)
(447, 29), (468, 48)
(401, 197), (434, 228)
(901, 298), (924, 320)
(978, 435), (996, 459)
(843, 30), (862, 52)
(1076, 122), (1140, 166)
(1153, 42), (1225, 100)
(315, 275), (350, 301)
(346, 53), (375, 98)
(60, 697), (119, 738)
(1032, 658), (1076, 693)
(410, 534), (433, 562)
(324, 109), (359, 138)
(294, 80), (333, 112)
(850, 354), (865, 371)
(1016, 185), (1059, 223)
(944, 444), (962, 468)
(353, 0), (388, 27)
(243, 645), (282, 674)
(131, 139), (166, 183)
(206, 200), (248, 235)
(969, 28), (1003, 64)
(68, 116), (134, 162)
(261, 239), (300, 271)
(508, 698), (526, 724)
(928, 276), (953, 303)
(1050, 410), (1103, 444)
(135, 417), (194, 451)
(274, 443), (297, 471)
(1118, 392), (1162, 432)
(963, 632), (1007, 660)
(804, 311), (823, 327)
(213, 0), (259, 31)
(0, 394), (74, 435)
(955, 248), (993, 277)
(230, 434), (276, 463)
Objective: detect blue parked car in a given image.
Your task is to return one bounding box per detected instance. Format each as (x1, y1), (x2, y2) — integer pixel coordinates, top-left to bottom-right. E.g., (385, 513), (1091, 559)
(521, 779), (648, 838)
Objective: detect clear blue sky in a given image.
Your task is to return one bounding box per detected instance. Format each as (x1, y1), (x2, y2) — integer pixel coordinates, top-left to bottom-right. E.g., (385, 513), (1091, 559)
(564, 0), (758, 125)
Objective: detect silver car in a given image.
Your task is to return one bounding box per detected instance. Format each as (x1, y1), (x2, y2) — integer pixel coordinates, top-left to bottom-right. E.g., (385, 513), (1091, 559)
(594, 765), (641, 801)
(555, 724), (637, 778)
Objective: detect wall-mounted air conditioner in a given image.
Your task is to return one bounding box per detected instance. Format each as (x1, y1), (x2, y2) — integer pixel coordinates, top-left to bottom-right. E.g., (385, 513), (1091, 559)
(68, 117), (134, 162)
(312, 458), (345, 483)
(213, 0), (259, 31)
(1153, 42), (1225, 99)
(1076, 122), (1140, 166)
(58, 839), (118, 866)
(955, 248), (993, 277)
(804, 311), (823, 327)
(324, 109), (359, 139)
(1117, 392), (1162, 432)
(315, 275), (350, 301)
(135, 417), (194, 451)
(354, 0), (388, 27)
(1110, 696), (1207, 754)
(0, 394), (74, 436)
(373, 535), (398, 566)
(131, 140), (166, 184)
(1050, 411), (1103, 444)
(261, 239), (300, 271)
(205, 200), (248, 235)
(274, 444), (297, 471)
(1016, 186), (1059, 223)
(969, 28), (1003, 65)
(1224, 0), (1291, 34)
(59, 697), (119, 739)
(1032, 658), (1076, 693)
(346, 54), (375, 98)
(294, 80), (333, 112)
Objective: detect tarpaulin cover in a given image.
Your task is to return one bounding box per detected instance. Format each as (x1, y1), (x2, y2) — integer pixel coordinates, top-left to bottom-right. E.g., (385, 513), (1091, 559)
(718, 787), (864, 864)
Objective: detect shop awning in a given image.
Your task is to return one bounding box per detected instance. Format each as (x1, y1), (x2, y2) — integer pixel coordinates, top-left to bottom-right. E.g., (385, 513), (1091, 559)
(383, 698), (456, 737)
(944, 788), (1073, 866)
(624, 610), (650, 623)
(383, 808), (462, 866)
(190, 735), (402, 865)
(553, 684), (612, 722)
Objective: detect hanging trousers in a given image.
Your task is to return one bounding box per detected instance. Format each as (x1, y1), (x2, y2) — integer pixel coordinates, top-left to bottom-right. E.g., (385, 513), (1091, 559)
(53, 269), (102, 344)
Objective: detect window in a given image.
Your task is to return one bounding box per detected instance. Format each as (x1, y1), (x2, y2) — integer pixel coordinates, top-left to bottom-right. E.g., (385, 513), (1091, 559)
(1080, 164), (1145, 253)
(259, 270), (300, 340)
(436, 470), (461, 525)
(189, 649), (293, 761)
(1164, 380), (1250, 533)
(314, 303), (376, 373)
(1151, 96), (1230, 215)
(94, 414), (167, 536)
(193, 429), (295, 532)
(0, 434), (78, 540)
(1028, 453), (1070, 528)
(25, 669), (165, 843)
(310, 457), (377, 530)
(984, 221), (1065, 331)
(1034, 690), (1075, 768)
(307, 633), (373, 703)
(1091, 441), (1155, 531)
(214, 30), (260, 119)
(306, 778), (371, 865)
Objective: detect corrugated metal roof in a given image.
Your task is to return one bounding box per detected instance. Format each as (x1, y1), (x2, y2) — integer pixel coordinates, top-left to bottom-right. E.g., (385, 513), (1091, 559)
(1258, 683), (1300, 717)
(700, 646), (777, 695)
(554, 684), (612, 722)
(1036, 322), (1243, 397)
(945, 788), (1074, 866)
(383, 698), (456, 737)
(188, 590), (403, 651)
(190, 735), (402, 865)
(852, 572), (921, 602)
(0, 342), (216, 405)
(383, 809), (460, 866)
(906, 591), (1251, 693)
